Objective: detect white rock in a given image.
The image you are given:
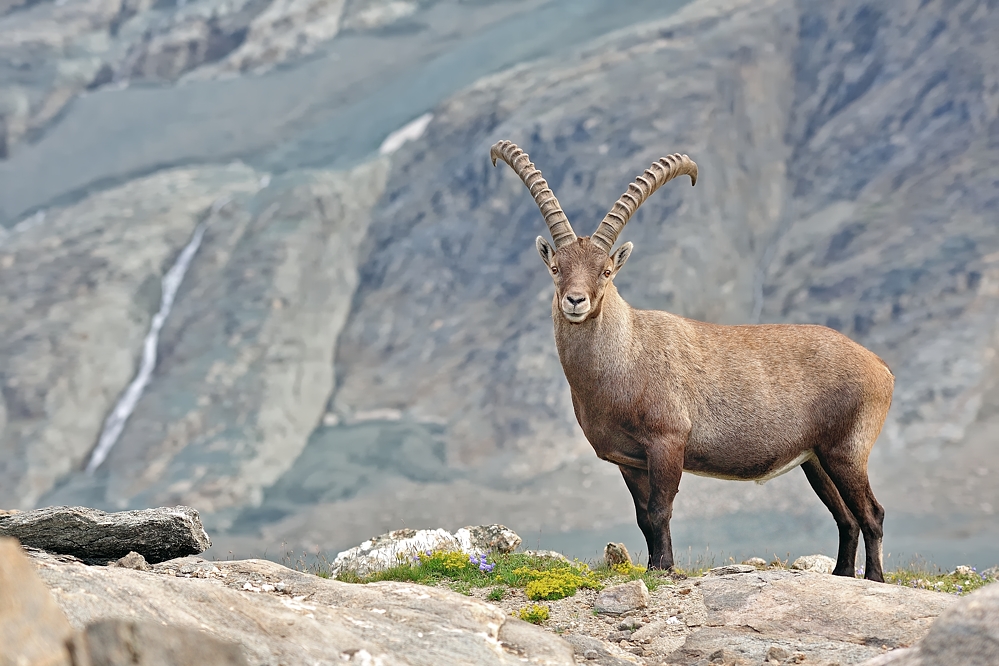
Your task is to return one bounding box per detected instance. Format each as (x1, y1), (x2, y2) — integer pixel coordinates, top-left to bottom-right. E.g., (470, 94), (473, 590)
(331, 524), (521, 578)
(332, 528), (459, 578)
(791, 554), (837, 574)
(454, 524), (522, 555)
(522, 549), (570, 563)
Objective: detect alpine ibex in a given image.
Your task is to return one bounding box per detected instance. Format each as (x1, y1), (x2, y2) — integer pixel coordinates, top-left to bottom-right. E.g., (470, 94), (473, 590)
(490, 140), (894, 582)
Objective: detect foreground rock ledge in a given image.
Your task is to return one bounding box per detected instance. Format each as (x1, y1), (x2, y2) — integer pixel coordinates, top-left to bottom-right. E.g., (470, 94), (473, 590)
(0, 506), (211, 563)
(9, 534), (989, 666)
(668, 570), (957, 665)
(16, 542), (575, 665)
(857, 583), (999, 666)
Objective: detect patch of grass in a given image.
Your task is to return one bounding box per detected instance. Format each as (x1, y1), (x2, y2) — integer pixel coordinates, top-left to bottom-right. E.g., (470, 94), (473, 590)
(588, 560), (674, 592)
(885, 563), (992, 596)
(339, 550), (603, 600)
(318, 543), (996, 602)
(518, 603), (550, 624)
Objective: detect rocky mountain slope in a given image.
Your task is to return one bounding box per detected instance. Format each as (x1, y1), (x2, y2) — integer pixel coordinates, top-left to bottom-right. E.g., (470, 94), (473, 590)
(1, 0), (997, 565)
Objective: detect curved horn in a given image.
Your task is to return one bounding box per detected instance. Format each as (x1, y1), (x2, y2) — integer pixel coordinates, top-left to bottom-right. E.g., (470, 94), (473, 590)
(591, 154), (697, 253)
(490, 140), (577, 249)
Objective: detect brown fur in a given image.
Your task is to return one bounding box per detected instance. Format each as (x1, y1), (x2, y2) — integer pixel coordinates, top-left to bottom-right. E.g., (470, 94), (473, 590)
(537, 236), (893, 581)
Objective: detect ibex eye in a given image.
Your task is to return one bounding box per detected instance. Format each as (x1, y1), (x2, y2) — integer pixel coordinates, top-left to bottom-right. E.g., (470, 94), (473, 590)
(603, 270), (612, 277)
(551, 267), (559, 274)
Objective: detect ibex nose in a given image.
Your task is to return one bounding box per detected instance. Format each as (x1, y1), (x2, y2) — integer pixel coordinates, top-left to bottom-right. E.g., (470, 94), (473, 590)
(562, 293), (590, 319)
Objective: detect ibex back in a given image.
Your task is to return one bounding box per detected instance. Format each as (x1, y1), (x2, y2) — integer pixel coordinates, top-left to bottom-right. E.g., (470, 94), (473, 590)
(490, 140), (893, 582)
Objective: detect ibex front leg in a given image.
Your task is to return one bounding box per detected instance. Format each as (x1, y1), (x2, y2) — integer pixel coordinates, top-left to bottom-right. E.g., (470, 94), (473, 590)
(619, 465), (654, 563)
(644, 432), (686, 570)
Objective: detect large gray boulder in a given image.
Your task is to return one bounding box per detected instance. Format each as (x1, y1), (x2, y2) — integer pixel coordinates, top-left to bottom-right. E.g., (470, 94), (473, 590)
(0, 506), (211, 563)
(857, 582), (999, 666)
(0, 537), (76, 666)
(667, 570), (956, 665)
(1, 536), (252, 666)
(70, 620), (250, 666)
(25, 544), (576, 665)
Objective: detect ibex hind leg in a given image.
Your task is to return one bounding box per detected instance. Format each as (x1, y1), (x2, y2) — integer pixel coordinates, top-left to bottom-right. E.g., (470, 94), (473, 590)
(801, 457), (860, 577)
(815, 438), (886, 583)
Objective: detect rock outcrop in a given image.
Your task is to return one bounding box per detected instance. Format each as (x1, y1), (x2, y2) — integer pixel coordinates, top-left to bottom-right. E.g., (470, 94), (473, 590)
(669, 570), (957, 665)
(594, 580), (651, 616)
(857, 582), (999, 666)
(7, 519), (990, 666)
(330, 524), (521, 578)
(466, 560), (965, 664)
(14, 539), (577, 665)
(0, 506), (211, 563)
(0, 537), (76, 666)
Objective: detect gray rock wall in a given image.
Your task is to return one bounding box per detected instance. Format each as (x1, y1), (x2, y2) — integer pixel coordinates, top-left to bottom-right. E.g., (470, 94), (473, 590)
(0, 165), (261, 508)
(1, 0), (997, 560)
(42, 160), (389, 530)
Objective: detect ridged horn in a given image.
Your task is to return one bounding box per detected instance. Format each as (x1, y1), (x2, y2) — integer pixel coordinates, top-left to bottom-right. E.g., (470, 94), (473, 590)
(490, 140), (577, 249)
(591, 153), (698, 253)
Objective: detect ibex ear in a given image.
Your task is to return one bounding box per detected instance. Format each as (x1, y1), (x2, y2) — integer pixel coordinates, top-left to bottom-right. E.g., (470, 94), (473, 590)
(536, 236), (554, 267)
(610, 242), (633, 275)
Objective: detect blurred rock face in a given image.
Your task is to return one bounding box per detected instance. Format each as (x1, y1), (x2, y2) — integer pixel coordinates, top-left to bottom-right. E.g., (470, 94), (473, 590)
(335, 0), (999, 515)
(0, 0), (420, 158)
(1, 0), (997, 558)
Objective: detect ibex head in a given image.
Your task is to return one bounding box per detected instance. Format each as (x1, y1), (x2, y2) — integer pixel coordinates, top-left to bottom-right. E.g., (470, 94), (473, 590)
(490, 140), (697, 324)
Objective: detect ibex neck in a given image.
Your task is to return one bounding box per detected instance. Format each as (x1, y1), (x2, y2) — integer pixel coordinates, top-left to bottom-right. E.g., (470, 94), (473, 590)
(552, 284), (634, 384)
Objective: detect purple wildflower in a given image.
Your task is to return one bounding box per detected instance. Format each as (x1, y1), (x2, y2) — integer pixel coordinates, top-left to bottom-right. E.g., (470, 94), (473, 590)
(469, 553), (494, 573)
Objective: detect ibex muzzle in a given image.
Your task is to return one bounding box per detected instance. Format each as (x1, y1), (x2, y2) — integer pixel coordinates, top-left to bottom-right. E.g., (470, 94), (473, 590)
(491, 140), (893, 582)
